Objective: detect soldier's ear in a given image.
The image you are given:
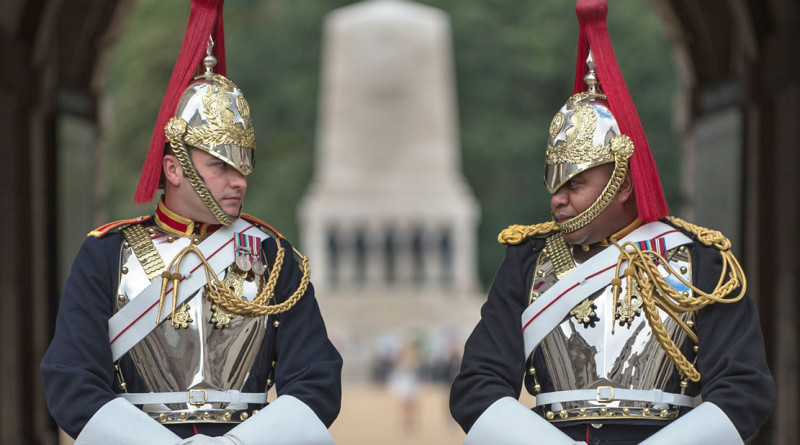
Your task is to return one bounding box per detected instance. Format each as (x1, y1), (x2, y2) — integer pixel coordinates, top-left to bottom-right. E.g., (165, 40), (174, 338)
(162, 154), (183, 187)
(617, 170), (635, 204)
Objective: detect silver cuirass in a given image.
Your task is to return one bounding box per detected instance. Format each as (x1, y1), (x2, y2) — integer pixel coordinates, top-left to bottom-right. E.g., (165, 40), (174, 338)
(115, 226), (268, 423)
(530, 240), (696, 422)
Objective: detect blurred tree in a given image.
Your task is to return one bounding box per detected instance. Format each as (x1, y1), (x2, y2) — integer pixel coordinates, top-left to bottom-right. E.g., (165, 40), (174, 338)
(101, 0), (678, 289)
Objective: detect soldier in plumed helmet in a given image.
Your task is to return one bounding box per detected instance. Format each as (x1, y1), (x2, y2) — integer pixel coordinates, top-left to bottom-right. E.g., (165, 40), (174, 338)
(40, 1), (341, 443)
(449, 1), (773, 443)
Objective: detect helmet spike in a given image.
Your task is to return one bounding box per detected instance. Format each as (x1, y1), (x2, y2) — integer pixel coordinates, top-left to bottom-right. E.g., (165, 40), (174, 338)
(203, 35), (217, 77)
(583, 50), (601, 94)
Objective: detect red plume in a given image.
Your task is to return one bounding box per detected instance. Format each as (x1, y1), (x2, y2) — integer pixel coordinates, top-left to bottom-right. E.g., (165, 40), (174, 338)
(574, 0), (668, 222)
(134, 0), (227, 203)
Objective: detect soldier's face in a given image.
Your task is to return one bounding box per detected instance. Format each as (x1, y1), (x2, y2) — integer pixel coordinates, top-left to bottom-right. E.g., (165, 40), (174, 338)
(190, 149), (248, 219)
(550, 164), (627, 246)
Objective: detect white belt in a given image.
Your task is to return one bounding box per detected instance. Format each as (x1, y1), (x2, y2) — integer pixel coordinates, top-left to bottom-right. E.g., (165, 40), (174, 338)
(535, 387), (697, 408)
(119, 389), (268, 406)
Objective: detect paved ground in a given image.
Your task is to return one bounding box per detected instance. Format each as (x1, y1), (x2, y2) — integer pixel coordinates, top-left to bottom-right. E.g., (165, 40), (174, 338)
(330, 383), (465, 445)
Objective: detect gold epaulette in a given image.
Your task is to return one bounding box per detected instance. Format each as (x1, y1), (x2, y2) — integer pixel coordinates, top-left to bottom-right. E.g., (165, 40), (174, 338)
(241, 213), (284, 239)
(665, 216), (732, 252)
(498, 221), (559, 245)
(87, 216), (152, 238)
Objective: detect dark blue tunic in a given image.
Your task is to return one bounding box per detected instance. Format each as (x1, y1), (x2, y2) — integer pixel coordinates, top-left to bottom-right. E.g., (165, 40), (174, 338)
(450, 221), (774, 443)
(41, 220), (342, 439)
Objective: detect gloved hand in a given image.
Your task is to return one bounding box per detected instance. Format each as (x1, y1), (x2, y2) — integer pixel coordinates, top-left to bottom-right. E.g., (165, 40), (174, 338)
(177, 434), (241, 445)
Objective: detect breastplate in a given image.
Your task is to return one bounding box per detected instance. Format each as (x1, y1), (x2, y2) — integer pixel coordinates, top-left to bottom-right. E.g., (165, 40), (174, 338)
(530, 242), (695, 420)
(115, 228), (267, 420)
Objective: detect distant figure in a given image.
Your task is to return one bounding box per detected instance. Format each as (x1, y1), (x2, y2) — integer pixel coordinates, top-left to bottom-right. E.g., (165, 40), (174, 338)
(389, 341), (423, 433)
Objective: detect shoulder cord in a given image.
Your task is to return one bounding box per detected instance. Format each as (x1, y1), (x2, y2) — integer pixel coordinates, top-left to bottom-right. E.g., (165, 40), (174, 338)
(609, 216), (746, 382)
(157, 238), (310, 322)
(498, 221), (559, 245)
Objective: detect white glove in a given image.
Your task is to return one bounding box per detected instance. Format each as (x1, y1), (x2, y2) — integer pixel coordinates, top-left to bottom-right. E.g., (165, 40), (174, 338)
(463, 397), (583, 445)
(177, 434), (241, 445)
(225, 395), (334, 445)
(640, 402), (743, 445)
(74, 398), (180, 445)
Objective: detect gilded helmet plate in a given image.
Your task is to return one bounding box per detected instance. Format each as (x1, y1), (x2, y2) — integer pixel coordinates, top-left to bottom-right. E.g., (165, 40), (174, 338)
(173, 74), (256, 175)
(545, 92), (628, 194)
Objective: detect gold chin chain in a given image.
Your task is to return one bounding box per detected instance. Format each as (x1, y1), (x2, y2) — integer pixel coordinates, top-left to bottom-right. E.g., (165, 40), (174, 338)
(157, 238), (309, 324)
(609, 216), (746, 382)
(165, 117), (237, 226)
(557, 137), (631, 234)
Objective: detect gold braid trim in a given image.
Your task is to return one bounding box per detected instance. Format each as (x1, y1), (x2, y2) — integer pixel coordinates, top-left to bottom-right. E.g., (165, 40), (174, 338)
(157, 239), (309, 323)
(498, 221), (559, 245)
(609, 217), (746, 382)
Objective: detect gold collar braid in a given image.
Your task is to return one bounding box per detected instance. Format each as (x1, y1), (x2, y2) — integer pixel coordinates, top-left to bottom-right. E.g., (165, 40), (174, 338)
(157, 238), (309, 323)
(608, 216), (746, 382)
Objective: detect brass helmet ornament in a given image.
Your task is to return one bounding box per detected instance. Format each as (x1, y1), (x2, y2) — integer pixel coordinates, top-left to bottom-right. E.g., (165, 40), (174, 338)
(164, 39), (255, 226)
(547, 0), (669, 234)
(545, 52), (633, 234)
(135, 0), (254, 226)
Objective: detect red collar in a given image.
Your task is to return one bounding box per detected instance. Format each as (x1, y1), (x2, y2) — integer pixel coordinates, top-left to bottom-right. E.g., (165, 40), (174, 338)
(154, 198), (222, 237)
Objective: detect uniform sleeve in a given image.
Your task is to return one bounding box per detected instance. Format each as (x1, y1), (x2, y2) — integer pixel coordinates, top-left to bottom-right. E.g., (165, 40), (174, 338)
(449, 241), (541, 432)
(267, 238), (343, 428)
(692, 243), (774, 440)
(40, 235), (121, 438)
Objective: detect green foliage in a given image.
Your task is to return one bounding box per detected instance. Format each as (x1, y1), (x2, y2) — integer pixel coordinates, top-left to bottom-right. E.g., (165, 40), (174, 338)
(101, 0), (679, 288)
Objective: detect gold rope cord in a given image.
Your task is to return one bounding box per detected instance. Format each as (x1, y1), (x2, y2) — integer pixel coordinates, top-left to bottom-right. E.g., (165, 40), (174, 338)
(157, 238), (309, 323)
(609, 216), (747, 382)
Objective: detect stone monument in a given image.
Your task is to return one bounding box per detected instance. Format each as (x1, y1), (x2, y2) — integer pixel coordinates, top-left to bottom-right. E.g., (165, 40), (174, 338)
(299, 0), (482, 382)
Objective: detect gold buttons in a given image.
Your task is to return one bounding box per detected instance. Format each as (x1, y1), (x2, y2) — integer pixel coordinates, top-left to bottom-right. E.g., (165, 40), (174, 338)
(545, 411), (554, 420)
(559, 409), (568, 419)
(158, 413), (167, 423)
(240, 412), (249, 421)
(121, 267), (129, 274)
(273, 320), (280, 328)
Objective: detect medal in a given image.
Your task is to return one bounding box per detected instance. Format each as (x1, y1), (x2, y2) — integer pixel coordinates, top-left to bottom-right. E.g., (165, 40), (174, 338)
(234, 232), (253, 272)
(236, 255), (252, 272)
(252, 260), (265, 275)
(251, 236), (265, 275)
(234, 232), (264, 274)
